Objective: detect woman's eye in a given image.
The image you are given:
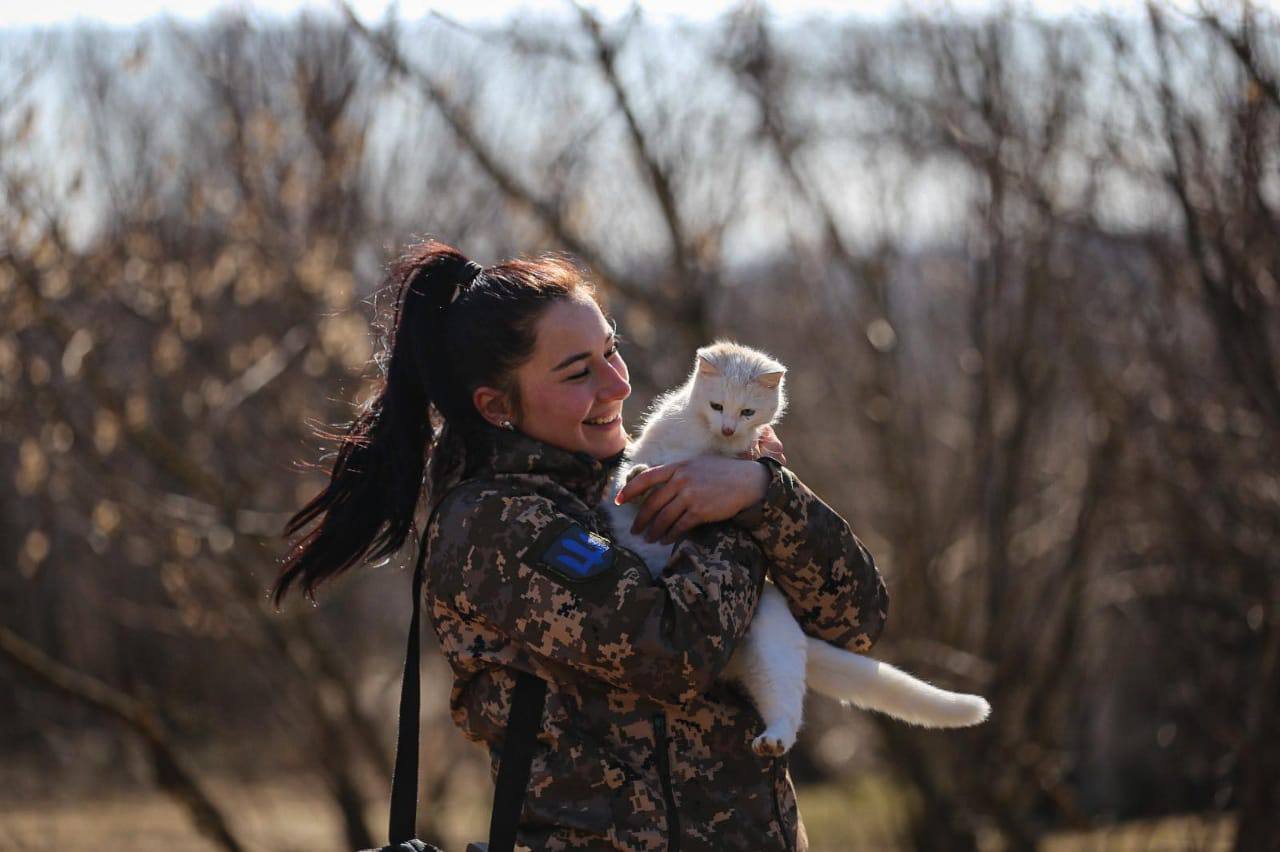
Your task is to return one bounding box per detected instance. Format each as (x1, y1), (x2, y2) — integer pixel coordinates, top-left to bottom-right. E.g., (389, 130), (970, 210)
(568, 347), (619, 381)
(710, 402), (723, 411)
(741, 409), (755, 417)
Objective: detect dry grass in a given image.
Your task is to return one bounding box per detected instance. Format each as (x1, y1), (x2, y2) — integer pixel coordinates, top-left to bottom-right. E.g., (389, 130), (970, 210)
(0, 779), (342, 852)
(0, 775), (1236, 852)
(795, 776), (913, 851)
(1037, 814), (1236, 852)
(797, 775), (1236, 852)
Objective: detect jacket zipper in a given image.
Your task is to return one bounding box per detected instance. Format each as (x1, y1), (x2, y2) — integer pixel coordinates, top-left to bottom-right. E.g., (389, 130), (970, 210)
(652, 712), (681, 851)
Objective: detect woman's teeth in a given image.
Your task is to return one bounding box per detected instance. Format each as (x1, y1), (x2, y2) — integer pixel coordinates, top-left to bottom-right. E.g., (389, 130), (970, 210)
(584, 413), (619, 425)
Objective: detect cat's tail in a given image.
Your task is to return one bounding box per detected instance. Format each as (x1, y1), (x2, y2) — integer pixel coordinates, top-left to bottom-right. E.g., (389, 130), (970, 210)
(805, 637), (991, 728)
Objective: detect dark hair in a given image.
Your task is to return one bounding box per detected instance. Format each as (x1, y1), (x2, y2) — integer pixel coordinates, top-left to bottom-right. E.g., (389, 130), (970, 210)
(272, 238), (596, 606)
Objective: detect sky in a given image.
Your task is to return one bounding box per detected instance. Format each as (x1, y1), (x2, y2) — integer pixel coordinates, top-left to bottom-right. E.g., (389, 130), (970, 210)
(0, 0), (1219, 29)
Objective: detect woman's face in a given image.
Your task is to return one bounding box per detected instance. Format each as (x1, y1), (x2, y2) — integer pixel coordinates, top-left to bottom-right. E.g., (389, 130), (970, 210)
(506, 296), (631, 460)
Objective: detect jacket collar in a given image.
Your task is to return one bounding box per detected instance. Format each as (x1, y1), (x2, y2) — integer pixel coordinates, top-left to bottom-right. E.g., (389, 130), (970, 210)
(470, 422), (626, 506)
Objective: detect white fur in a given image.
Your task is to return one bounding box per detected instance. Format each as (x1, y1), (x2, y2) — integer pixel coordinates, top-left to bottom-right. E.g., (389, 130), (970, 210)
(604, 341), (990, 755)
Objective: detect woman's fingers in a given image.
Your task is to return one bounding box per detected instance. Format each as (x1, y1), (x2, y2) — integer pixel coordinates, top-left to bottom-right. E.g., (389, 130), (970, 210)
(732, 426), (785, 463)
(623, 454), (769, 538)
(646, 495), (690, 543)
(615, 463), (676, 506)
(756, 424), (786, 464)
(662, 510), (700, 545)
(631, 479), (682, 536)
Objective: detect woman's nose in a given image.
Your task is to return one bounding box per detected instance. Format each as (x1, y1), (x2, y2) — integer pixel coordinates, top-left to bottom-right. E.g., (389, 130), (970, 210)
(600, 361), (630, 401)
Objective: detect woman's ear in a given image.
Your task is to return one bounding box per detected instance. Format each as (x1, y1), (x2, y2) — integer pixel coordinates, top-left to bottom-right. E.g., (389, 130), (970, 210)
(472, 386), (514, 428)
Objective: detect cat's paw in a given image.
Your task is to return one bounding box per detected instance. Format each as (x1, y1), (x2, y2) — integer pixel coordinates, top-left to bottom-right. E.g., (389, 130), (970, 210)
(623, 463), (650, 484)
(751, 729), (796, 757)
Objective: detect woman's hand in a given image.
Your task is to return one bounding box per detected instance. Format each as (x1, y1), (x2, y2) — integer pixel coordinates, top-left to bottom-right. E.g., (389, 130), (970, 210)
(615, 454), (771, 545)
(738, 423), (787, 465)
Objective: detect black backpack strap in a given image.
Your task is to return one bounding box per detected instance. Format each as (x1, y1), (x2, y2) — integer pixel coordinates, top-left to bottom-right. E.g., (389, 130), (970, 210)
(488, 670), (548, 852)
(386, 510), (549, 852)
(387, 525), (432, 845)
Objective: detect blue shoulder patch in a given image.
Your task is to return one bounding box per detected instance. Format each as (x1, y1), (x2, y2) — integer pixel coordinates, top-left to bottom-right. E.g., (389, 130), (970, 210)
(535, 522), (617, 584)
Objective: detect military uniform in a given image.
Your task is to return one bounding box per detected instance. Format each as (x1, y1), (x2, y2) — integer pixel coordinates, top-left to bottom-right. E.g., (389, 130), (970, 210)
(424, 425), (888, 851)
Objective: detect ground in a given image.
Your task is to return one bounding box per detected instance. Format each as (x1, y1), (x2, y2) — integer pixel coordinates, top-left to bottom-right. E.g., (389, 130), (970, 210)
(0, 775), (1236, 851)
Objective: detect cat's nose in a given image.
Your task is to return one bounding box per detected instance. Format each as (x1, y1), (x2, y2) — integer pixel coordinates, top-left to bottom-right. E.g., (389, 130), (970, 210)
(721, 426), (736, 436)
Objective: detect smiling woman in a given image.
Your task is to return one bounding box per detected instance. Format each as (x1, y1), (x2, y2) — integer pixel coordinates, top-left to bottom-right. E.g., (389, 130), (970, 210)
(472, 297), (631, 461)
(270, 238), (609, 605)
(273, 237), (884, 851)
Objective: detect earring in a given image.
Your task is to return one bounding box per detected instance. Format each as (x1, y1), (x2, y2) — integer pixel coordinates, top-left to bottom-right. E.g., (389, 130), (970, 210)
(500, 419), (514, 431)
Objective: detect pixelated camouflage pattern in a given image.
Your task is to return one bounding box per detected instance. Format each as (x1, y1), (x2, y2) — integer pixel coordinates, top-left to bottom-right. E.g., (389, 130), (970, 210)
(733, 457), (890, 654)
(424, 425), (886, 851)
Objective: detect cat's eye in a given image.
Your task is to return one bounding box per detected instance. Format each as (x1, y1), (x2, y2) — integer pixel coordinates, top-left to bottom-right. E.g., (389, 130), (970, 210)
(741, 409), (755, 417)
(710, 402), (723, 411)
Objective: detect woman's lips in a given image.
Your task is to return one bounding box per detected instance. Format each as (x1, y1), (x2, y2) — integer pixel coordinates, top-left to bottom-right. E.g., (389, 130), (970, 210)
(583, 413), (621, 427)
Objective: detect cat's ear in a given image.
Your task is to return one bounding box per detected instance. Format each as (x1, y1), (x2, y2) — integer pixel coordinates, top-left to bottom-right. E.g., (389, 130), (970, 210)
(755, 370), (785, 389)
(696, 355), (721, 377)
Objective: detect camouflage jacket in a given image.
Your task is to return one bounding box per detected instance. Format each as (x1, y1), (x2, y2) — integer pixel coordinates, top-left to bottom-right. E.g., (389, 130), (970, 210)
(424, 425), (888, 851)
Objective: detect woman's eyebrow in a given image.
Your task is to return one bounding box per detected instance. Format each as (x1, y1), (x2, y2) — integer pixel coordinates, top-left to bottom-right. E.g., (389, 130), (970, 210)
(551, 352), (590, 371)
(550, 330), (617, 372)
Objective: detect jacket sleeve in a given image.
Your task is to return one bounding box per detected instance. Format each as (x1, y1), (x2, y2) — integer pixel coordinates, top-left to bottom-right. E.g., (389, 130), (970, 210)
(731, 457), (889, 653)
(425, 482), (766, 706)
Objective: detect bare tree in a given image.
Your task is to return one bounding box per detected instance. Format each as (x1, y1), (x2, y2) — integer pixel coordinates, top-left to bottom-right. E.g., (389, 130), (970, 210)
(3, 5), (1276, 850)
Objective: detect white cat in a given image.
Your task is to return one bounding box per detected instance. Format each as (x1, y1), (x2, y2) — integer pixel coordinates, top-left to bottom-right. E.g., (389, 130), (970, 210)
(605, 341), (990, 756)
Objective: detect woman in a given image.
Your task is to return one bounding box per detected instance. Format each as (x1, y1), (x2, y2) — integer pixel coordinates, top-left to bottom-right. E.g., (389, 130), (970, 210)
(274, 240), (888, 852)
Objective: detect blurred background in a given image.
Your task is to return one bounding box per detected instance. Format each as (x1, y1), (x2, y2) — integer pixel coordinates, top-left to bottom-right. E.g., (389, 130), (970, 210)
(1, 0), (1277, 849)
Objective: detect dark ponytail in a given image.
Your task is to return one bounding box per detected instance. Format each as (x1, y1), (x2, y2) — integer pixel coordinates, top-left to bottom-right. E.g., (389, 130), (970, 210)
(272, 238), (593, 606)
